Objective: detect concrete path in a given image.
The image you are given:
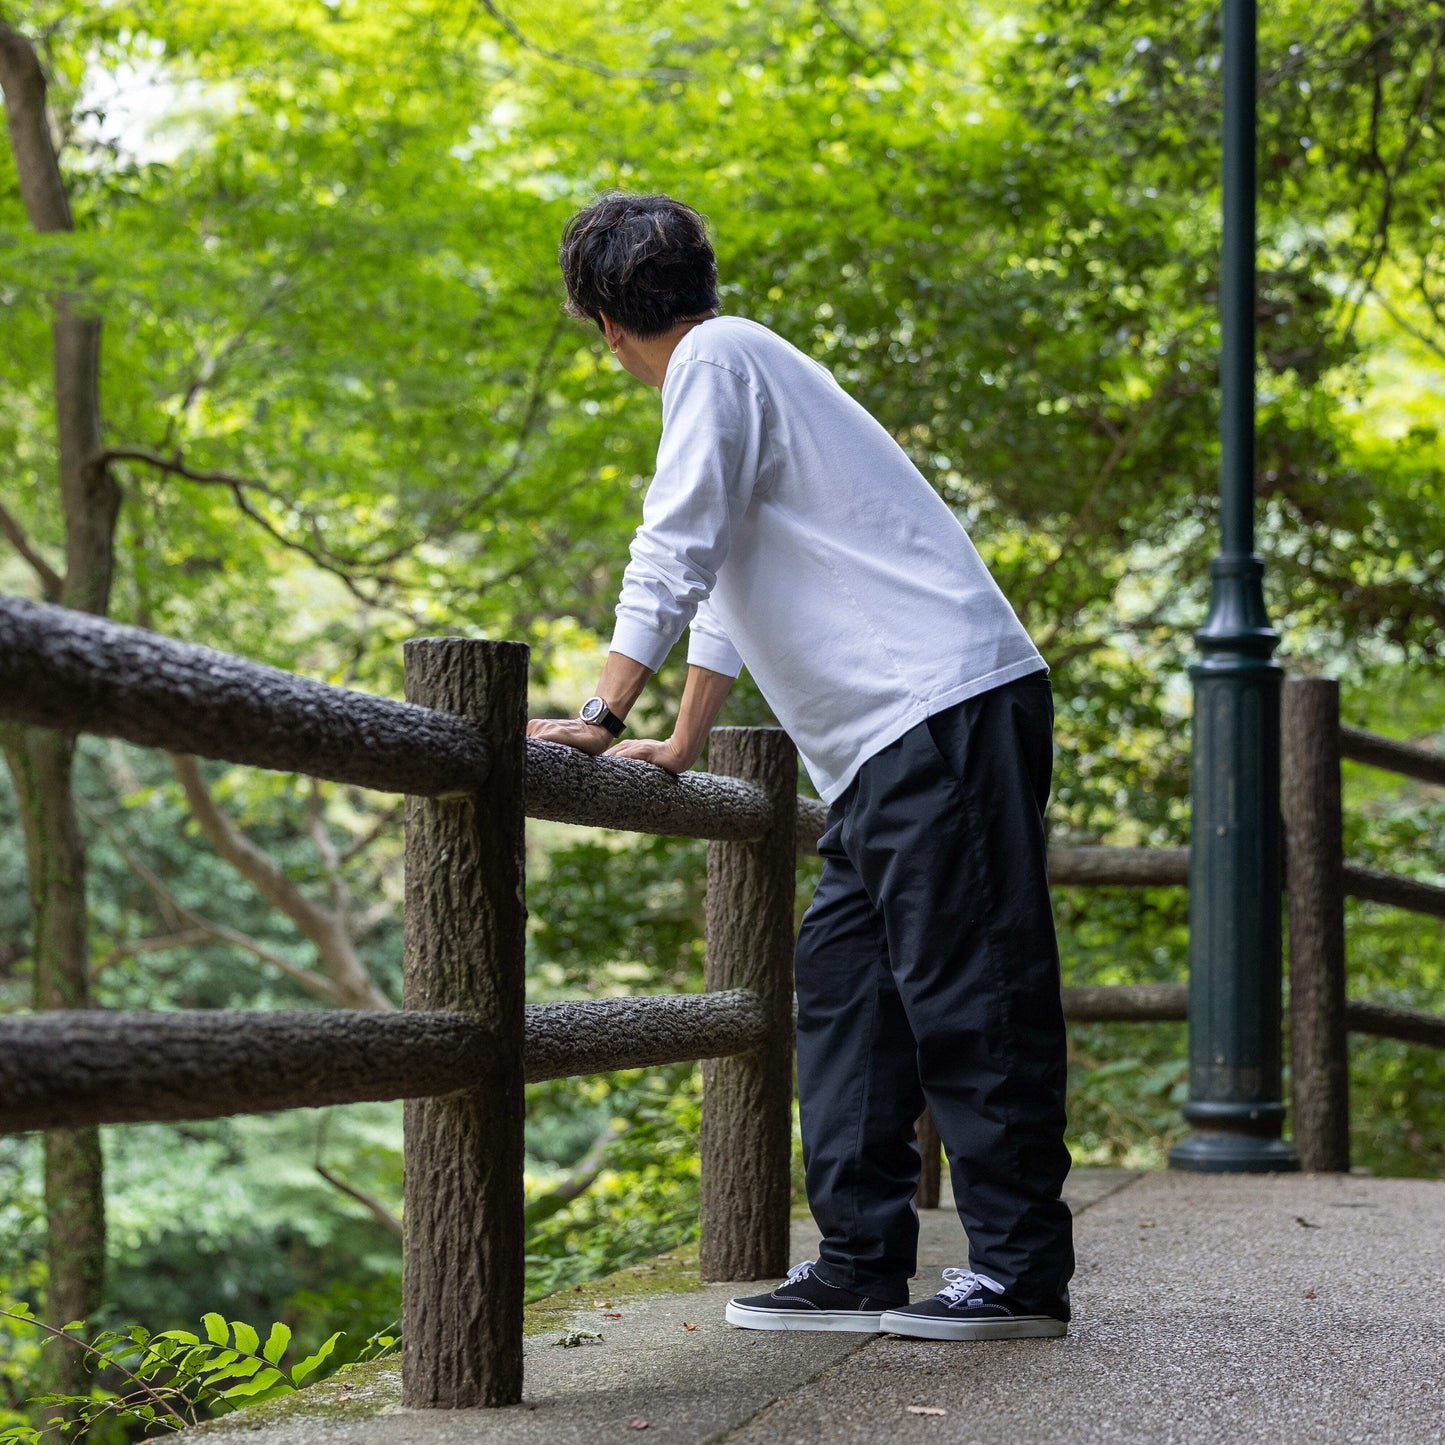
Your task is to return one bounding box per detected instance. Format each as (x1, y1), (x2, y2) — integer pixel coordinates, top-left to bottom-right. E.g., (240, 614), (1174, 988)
(199, 1168), (1445, 1444)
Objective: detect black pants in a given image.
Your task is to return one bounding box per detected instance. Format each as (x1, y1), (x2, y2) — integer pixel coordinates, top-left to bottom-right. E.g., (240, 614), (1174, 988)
(794, 674), (1073, 1316)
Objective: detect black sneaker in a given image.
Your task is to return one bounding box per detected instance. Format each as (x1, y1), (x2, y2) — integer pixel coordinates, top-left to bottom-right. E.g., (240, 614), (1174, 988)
(880, 1268), (1068, 1341)
(725, 1260), (894, 1332)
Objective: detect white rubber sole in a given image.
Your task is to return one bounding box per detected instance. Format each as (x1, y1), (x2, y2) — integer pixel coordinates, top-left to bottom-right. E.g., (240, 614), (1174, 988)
(725, 1301), (883, 1332)
(879, 1310), (1067, 1341)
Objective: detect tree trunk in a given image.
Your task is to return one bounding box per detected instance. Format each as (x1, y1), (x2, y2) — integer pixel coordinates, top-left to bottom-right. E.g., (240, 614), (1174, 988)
(1, 14), (119, 1402)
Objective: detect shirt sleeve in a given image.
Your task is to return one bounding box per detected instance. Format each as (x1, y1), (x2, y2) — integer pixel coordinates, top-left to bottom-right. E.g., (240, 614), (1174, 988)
(608, 359), (767, 671)
(687, 593), (744, 677)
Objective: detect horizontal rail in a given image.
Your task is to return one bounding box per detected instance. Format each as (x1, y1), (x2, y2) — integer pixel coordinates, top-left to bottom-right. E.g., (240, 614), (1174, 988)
(524, 989), (766, 1082)
(0, 594), (490, 797)
(817, 818), (1443, 917)
(0, 991), (767, 1133)
(1345, 998), (1445, 1051)
(1061, 983), (1188, 1021)
(527, 740), (773, 842)
(0, 1008), (491, 1132)
(1340, 724), (1445, 789)
(1055, 983), (1445, 1052)
(1342, 862), (1445, 921)
(1050, 846), (1190, 887)
(7, 979), (1440, 1134)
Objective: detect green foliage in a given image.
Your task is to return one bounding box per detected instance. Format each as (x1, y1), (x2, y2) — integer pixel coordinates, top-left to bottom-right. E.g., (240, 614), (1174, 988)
(0, 1298), (369, 1441)
(1, 0), (1442, 1412)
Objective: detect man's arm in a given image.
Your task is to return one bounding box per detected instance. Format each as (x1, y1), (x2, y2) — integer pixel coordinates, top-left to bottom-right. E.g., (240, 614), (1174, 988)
(525, 658), (734, 774)
(607, 663), (734, 773)
(525, 651), (654, 756)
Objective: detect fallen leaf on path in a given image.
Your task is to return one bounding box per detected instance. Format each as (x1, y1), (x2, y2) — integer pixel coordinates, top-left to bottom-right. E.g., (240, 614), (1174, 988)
(628, 1419), (650, 1431)
(602, 1311), (623, 1319)
(594, 1299), (612, 1308)
(1294, 1216), (1321, 1229)
(683, 1323), (698, 1331)
(906, 1405), (947, 1416)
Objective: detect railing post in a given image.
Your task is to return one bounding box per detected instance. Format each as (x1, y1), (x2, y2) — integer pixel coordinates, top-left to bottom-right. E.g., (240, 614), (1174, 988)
(401, 638), (529, 1407)
(1282, 676), (1350, 1172)
(700, 727), (797, 1281)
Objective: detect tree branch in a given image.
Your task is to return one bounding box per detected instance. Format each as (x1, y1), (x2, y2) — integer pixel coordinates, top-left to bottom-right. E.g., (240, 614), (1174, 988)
(77, 798), (343, 1003)
(315, 1164), (403, 1237)
(169, 753), (395, 1010)
(0, 498), (64, 599)
(524, 1127), (620, 1229)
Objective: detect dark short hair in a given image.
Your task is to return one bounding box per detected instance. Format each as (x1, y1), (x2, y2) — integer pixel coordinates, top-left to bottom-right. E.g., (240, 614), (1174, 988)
(559, 192), (719, 339)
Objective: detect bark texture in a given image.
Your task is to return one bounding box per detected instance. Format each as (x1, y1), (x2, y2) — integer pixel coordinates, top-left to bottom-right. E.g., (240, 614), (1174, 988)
(700, 728), (797, 1282)
(0, 16), (116, 1383)
(1282, 679), (1350, 1172)
(526, 737), (774, 841)
(915, 1109), (942, 1210)
(0, 596), (491, 795)
(0, 991), (764, 1132)
(0, 1009), (491, 1132)
(524, 989), (766, 1083)
(401, 639), (527, 1409)
(1339, 724), (1445, 789)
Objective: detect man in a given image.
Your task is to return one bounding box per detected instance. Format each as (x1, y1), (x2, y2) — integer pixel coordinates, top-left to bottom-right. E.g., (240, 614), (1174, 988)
(527, 192), (1073, 1340)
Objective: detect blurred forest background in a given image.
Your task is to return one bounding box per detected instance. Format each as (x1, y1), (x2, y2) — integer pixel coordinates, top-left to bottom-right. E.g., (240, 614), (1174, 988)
(1, 0), (1442, 1429)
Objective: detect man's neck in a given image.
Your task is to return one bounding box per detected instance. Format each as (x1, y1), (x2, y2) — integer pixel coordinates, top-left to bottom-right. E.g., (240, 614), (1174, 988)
(626, 314), (716, 389)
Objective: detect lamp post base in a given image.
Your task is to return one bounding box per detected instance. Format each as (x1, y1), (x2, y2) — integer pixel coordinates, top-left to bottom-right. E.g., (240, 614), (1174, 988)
(1169, 1131), (1299, 1173)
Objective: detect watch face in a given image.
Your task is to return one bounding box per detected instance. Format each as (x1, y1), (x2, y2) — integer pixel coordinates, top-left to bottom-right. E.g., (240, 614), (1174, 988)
(580, 698), (604, 723)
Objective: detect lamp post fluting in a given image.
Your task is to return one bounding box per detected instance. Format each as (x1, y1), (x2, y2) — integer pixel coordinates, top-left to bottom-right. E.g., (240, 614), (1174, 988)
(1168, 0), (1299, 1173)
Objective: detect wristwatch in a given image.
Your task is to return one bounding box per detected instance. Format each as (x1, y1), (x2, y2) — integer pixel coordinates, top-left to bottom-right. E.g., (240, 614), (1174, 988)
(578, 696), (626, 738)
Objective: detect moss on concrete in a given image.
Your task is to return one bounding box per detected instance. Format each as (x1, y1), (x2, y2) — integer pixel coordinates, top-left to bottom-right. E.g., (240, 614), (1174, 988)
(523, 1245), (705, 1337)
(194, 1247), (708, 1432)
(191, 1360), (403, 1433)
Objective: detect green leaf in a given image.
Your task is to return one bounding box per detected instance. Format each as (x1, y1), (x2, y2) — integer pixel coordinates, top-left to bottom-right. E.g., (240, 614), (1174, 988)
(202, 1314), (229, 1346)
(290, 1332), (341, 1386)
(223, 1367), (285, 1399)
(231, 1320), (260, 1356)
(262, 1321), (291, 1364)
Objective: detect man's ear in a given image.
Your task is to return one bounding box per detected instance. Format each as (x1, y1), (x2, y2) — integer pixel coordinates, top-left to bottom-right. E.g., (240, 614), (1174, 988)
(599, 313), (624, 352)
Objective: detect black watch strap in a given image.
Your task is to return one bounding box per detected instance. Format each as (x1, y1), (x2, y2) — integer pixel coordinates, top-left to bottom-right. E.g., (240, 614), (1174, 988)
(579, 696), (626, 738)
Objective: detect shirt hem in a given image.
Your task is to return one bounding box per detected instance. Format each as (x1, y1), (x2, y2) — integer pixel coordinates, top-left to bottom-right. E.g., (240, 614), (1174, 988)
(810, 658), (1049, 805)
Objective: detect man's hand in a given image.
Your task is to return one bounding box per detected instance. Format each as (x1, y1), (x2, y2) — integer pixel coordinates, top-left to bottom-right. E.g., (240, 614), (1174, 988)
(525, 718), (613, 755)
(606, 736), (693, 774)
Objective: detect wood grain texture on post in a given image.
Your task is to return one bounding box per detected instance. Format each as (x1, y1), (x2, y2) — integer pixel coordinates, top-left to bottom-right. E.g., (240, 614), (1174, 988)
(1282, 677), (1350, 1173)
(700, 728), (797, 1281)
(401, 639), (528, 1408)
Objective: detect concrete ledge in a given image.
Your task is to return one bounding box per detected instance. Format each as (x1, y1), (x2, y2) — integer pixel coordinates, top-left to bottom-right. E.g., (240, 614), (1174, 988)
(194, 1170), (1134, 1443)
(196, 1167), (1445, 1443)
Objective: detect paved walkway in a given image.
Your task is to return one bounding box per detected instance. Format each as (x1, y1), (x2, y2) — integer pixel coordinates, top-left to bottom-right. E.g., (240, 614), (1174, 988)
(200, 1168), (1445, 1444)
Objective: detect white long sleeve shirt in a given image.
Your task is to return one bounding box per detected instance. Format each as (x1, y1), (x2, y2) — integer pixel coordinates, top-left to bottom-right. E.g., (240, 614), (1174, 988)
(609, 316), (1045, 804)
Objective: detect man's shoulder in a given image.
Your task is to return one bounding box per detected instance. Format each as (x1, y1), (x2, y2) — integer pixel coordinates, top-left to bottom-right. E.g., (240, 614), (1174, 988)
(678, 316), (830, 389)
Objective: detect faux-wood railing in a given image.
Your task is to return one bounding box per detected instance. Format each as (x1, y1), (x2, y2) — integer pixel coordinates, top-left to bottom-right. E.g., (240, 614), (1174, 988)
(1, 593), (1441, 1404)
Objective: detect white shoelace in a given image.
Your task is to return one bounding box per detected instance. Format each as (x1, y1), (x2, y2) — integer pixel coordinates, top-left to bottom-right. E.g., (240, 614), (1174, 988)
(937, 1267), (1005, 1304)
(784, 1260), (818, 1286)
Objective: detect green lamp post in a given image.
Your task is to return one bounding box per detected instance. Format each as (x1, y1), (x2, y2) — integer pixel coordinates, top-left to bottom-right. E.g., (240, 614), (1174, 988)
(1168, 0), (1299, 1172)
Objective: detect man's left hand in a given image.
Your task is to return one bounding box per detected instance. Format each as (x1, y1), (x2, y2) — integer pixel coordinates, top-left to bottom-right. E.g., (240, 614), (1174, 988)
(606, 737), (692, 774)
